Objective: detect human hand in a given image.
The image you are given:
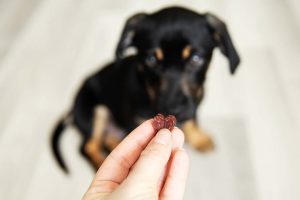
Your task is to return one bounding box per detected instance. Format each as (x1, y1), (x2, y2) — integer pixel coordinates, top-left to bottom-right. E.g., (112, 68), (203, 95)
(82, 119), (189, 200)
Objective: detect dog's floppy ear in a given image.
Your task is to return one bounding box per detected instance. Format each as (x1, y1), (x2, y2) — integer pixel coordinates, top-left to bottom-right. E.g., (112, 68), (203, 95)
(205, 13), (240, 74)
(116, 13), (147, 60)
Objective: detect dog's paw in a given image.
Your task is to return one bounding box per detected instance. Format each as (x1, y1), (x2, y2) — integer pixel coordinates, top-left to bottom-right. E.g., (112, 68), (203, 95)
(180, 120), (215, 152)
(189, 131), (214, 152)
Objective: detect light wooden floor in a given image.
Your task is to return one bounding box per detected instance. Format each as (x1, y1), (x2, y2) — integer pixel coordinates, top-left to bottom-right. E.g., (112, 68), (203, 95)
(0, 0), (299, 200)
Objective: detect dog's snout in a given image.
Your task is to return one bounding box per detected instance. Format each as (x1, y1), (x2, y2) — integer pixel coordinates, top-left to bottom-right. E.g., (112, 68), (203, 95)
(160, 78), (168, 92)
(160, 68), (180, 89)
(160, 75), (181, 98)
(158, 74), (188, 114)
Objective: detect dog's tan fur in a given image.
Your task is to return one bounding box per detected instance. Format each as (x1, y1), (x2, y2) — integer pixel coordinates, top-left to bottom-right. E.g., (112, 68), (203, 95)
(182, 120), (214, 151)
(182, 45), (192, 59)
(145, 81), (156, 102)
(104, 134), (122, 151)
(84, 106), (109, 169)
(155, 48), (164, 60)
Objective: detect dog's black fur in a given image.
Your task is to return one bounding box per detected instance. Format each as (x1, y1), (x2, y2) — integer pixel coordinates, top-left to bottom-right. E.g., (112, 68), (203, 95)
(51, 6), (240, 173)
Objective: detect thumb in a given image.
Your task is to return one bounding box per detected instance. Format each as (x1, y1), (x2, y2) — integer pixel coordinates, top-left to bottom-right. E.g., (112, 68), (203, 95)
(127, 129), (172, 184)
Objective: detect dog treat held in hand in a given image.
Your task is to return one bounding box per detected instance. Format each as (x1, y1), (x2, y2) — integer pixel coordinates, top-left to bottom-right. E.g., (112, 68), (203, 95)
(152, 113), (176, 131)
(153, 113), (165, 130)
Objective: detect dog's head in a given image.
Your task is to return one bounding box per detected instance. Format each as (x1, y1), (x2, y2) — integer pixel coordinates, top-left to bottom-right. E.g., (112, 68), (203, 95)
(116, 7), (240, 121)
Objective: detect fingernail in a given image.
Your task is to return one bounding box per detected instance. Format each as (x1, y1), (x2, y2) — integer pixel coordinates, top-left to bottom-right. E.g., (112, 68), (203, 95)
(154, 129), (171, 145)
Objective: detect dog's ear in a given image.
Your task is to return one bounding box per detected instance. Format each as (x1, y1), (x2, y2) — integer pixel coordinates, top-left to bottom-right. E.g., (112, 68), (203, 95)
(116, 13), (147, 60)
(205, 13), (240, 74)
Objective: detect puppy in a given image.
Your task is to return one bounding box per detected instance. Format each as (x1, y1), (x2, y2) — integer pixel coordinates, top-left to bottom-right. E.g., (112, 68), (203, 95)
(51, 6), (240, 173)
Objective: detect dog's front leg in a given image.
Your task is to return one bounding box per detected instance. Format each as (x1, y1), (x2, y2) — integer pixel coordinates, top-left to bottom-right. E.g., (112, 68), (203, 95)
(104, 133), (122, 152)
(182, 120), (214, 152)
(84, 106), (108, 170)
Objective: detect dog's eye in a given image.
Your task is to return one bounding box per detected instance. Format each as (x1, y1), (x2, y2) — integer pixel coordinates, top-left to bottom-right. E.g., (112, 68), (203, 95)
(145, 55), (157, 67)
(190, 54), (204, 66)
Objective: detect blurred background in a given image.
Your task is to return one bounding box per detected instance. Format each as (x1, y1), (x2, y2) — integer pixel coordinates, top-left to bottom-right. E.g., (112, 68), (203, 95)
(0, 0), (300, 199)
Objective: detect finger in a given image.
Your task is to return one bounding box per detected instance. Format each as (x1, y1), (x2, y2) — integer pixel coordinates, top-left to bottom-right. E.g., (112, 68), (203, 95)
(92, 120), (156, 187)
(171, 127), (185, 150)
(126, 129), (173, 184)
(157, 127), (185, 190)
(160, 149), (189, 200)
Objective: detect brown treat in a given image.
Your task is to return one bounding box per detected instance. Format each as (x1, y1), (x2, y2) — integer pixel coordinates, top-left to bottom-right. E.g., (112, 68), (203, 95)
(152, 113), (165, 131)
(152, 113), (177, 131)
(164, 115), (176, 130)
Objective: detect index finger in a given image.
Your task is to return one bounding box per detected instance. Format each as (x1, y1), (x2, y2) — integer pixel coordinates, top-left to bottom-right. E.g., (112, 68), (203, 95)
(92, 119), (156, 185)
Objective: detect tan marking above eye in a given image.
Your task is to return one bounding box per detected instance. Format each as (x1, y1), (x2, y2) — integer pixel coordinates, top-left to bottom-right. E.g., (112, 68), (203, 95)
(182, 45), (192, 59)
(155, 48), (164, 61)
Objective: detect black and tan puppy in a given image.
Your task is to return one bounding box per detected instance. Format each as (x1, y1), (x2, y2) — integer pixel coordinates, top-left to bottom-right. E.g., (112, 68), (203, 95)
(51, 7), (240, 173)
